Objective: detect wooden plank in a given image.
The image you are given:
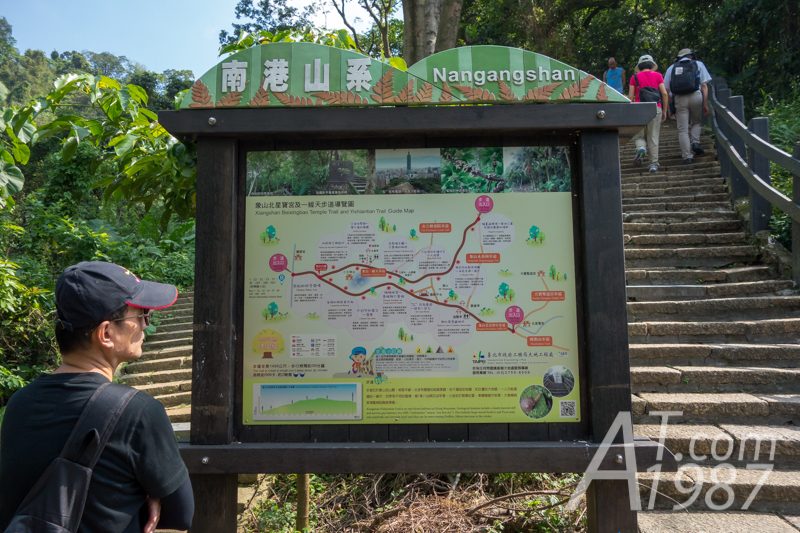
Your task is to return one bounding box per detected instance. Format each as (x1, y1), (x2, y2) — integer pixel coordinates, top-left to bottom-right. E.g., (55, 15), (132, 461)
(586, 480), (638, 533)
(548, 423), (584, 442)
(468, 424), (508, 442)
(577, 131), (636, 530)
(270, 425), (312, 443)
(508, 423), (549, 441)
(349, 425), (389, 443)
(748, 117), (772, 234)
(310, 425), (350, 443)
(389, 424), (428, 442)
(159, 104), (657, 140)
(188, 474), (238, 533)
(178, 440), (676, 474)
(429, 424), (468, 442)
(577, 131), (632, 441)
(726, 96), (749, 201)
(191, 138), (238, 446)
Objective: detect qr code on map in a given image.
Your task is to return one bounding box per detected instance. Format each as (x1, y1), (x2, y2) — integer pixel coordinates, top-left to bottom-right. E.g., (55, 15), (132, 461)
(559, 400), (577, 418)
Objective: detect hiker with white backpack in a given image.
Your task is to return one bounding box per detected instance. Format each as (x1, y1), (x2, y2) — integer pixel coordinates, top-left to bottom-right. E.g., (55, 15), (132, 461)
(663, 48), (713, 165)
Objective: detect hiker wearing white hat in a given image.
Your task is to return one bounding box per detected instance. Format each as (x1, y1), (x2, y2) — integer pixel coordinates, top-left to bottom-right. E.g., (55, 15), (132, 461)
(628, 54), (669, 173)
(664, 48), (713, 164)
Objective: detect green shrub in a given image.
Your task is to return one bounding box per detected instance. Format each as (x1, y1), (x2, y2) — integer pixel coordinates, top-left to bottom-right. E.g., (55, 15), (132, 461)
(757, 90), (800, 250)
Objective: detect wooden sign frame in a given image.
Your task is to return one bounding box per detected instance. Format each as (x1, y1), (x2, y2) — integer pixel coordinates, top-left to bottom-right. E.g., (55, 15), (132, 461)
(159, 102), (675, 533)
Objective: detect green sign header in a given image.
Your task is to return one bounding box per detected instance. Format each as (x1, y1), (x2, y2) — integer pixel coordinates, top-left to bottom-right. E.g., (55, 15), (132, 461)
(180, 43), (627, 110)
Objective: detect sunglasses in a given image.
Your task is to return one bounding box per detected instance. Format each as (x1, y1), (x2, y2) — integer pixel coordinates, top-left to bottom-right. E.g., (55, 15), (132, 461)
(110, 311), (151, 327)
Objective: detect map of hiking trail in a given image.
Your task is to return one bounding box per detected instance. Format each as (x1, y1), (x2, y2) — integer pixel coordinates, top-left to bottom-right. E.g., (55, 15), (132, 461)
(243, 192), (581, 425)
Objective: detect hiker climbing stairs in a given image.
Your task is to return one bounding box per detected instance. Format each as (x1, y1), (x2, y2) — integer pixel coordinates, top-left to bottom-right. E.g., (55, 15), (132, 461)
(623, 121), (800, 530)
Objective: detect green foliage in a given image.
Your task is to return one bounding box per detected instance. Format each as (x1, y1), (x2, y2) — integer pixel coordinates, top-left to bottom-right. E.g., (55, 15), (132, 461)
(755, 91), (800, 250)
(248, 473), (327, 532)
(505, 147), (570, 192)
(219, 27), (361, 57)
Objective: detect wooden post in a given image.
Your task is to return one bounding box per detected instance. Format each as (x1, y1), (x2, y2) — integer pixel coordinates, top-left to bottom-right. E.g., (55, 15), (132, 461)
(189, 137), (239, 533)
(716, 88), (732, 184)
(793, 145), (800, 287)
(727, 96), (749, 201)
(747, 118), (772, 234)
(578, 131), (637, 532)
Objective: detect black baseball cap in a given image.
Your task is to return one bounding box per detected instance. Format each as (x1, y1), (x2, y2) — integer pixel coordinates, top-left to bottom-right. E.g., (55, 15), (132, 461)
(55, 261), (178, 331)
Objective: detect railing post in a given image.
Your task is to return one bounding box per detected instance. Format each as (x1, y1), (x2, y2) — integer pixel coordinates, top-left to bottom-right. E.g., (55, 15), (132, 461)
(716, 88), (732, 184)
(793, 145), (800, 287)
(727, 95), (749, 201)
(747, 117), (772, 234)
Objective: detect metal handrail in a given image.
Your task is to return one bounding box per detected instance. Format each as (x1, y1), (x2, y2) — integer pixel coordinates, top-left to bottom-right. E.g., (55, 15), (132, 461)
(708, 84), (800, 224)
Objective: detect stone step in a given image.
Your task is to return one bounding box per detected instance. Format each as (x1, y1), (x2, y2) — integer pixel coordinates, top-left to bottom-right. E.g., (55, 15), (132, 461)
(623, 185), (727, 198)
(622, 160), (720, 176)
(154, 390), (193, 408)
(623, 201), (732, 213)
(624, 233), (746, 248)
(145, 329), (194, 343)
(139, 344), (193, 361)
(621, 154), (718, 170)
(634, 422), (800, 469)
(166, 406), (191, 423)
(634, 392), (798, 425)
(628, 318), (800, 345)
(134, 380), (192, 397)
(120, 368), (192, 387)
(141, 336), (194, 352)
(124, 355), (191, 375)
(621, 177), (724, 190)
(623, 220), (743, 235)
(627, 296), (800, 321)
(626, 266), (776, 285)
(624, 211), (738, 223)
(627, 280), (794, 301)
(630, 343), (800, 367)
(638, 511), (800, 532)
(631, 366), (800, 394)
(624, 245), (759, 268)
(164, 301), (194, 312)
(639, 467), (800, 513)
(155, 314), (194, 326)
(155, 321), (196, 333)
(621, 193), (728, 205)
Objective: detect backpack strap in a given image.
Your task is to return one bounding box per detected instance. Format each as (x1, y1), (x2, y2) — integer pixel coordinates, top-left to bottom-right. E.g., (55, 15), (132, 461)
(60, 382), (139, 469)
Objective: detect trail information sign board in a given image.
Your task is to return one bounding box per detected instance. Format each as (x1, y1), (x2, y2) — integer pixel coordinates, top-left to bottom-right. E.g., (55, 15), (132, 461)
(244, 191), (579, 425)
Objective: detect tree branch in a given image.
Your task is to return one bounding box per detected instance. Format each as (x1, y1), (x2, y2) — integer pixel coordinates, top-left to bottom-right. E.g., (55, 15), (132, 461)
(330, 0), (364, 52)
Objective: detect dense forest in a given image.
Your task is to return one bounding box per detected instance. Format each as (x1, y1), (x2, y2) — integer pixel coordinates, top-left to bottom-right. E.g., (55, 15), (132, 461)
(0, 2), (798, 529)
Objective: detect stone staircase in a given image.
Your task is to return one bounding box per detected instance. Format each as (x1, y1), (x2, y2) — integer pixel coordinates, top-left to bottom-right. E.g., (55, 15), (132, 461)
(624, 122), (800, 531)
(118, 291), (194, 430)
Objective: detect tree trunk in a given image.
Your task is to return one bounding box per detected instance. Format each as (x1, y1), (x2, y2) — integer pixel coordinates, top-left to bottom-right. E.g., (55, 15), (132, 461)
(295, 473), (310, 531)
(365, 149), (376, 195)
(435, 0), (465, 52)
(402, 0), (464, 65)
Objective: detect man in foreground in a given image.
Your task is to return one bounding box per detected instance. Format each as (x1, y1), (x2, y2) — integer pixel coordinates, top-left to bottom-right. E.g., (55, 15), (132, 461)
(0, 261), (194, 532)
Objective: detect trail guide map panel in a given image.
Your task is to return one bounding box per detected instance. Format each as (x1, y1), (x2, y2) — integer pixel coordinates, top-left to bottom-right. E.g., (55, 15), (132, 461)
(243, 147), (580, 425)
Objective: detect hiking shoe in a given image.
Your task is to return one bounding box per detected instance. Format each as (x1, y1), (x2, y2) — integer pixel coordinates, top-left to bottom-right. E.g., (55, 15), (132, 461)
(691, 142), (705, 156)
(683, 158), (693, 165)
(649, 164), (658, 172)
(633, 148), (646, 166)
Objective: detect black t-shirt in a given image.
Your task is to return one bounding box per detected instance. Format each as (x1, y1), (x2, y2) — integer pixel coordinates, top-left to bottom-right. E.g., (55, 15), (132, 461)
(0, 373), (188, 532)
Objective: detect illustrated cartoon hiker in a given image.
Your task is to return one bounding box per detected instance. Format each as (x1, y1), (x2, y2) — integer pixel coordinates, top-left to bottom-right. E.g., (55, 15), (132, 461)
(350, 347), (367, 374)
